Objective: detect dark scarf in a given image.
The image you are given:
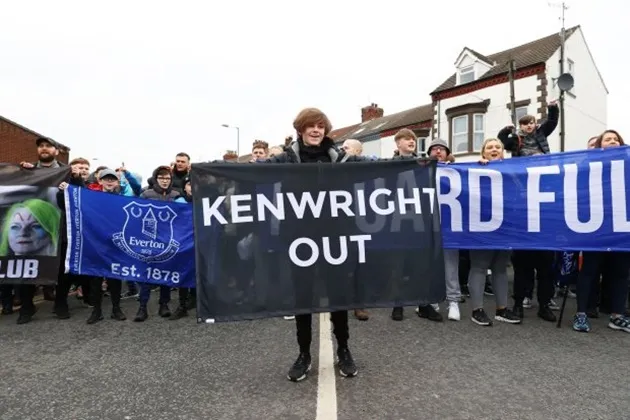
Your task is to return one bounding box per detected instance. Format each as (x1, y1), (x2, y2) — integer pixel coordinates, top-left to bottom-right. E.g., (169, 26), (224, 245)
(297, 137), (331, 163)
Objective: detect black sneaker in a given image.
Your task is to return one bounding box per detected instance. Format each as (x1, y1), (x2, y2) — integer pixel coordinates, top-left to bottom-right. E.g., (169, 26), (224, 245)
(134, 306), (148, 322)
(55, 304), (70, 320)
(512, 305), (524, 319)
(158, 304), (171, 318)
(495, 308), (522, 324)
(169, 306), (188, 320)
(416, 305), (443, 322)
(471, 308), (492, 326)
(287, 352), (311, 382)
(87, 309), (104, 324)
(17, 307), (37, 325)
(461, 284), (470, 297)
(538, 305), (557, 322)
(111, 306), (127, 321)
(391, 307), (404, 321)
(337, 347), (358, 378)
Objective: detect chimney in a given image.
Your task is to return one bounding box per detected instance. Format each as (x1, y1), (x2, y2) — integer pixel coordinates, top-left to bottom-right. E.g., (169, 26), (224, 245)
(361, 103), (384, 122)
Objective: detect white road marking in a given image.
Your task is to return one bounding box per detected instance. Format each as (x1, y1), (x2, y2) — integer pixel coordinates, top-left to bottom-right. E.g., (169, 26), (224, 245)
(315, 312), (337, 420)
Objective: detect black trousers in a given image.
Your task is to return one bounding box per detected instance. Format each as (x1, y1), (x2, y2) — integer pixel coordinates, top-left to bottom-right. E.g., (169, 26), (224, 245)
(512, 250), (555, 307)
(295, 311), (349, 354)
(90, 278), (122, 311)
(578, 252), (629, 315)
(0, 285), (14, 310)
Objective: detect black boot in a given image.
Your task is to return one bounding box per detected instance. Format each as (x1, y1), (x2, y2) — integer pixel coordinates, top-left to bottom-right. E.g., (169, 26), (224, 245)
(134, 306), (148, 322)
(111, 306), (127, 321)
(158, 303), (171, 318)
(169, 306), (187, 320)
(55, 303), (70, 320)
(87, 309), (104, 324)
(391, 307), (404, 321)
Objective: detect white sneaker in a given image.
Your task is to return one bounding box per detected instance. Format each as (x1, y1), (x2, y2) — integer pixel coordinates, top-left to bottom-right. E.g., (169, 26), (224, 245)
(523, 297), (533, 309)
(284, 315), (295, 320)
(448, 301), (460, 321)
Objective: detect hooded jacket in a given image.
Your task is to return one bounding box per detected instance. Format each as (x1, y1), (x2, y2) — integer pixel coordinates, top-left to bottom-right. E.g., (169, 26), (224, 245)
(497, 104), (559, 157)
(140, 166), (186, 202)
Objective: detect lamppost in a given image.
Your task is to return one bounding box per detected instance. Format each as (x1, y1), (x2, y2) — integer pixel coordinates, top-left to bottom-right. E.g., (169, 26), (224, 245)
(221, 124), (240, 157)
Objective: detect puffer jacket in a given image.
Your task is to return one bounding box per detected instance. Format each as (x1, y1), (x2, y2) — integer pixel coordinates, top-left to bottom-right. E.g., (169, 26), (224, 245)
(497, 104), (559, 157)
(140, 166), (186, 203)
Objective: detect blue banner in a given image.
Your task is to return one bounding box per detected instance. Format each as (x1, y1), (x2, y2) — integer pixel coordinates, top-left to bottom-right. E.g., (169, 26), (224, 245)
(64, 186), (195, 287)
(439, 146), (630, 251)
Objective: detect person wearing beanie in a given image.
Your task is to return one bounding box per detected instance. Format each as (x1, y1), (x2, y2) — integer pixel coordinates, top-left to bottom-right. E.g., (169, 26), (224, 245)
(426, 138), (462, 321)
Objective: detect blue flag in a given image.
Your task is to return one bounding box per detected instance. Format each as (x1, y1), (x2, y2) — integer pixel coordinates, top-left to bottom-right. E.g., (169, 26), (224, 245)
(65, 186), (195, 288)
(440, 146), (630, 251)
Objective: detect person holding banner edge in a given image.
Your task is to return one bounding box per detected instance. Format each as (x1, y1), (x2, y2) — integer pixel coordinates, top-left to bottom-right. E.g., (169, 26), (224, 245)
(134, 165), (187, 322)
(573, 130), (630, 333)
(264, 107), (372, 381)
(17, 136), (83, 324)
(498, 101), (559, 322)
(390, 129), (444, 323)
(469, 138), (522, 326)
(85, 169), (131, 324)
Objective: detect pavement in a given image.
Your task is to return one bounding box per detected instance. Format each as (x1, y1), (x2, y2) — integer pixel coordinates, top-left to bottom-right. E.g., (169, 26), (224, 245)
(1, 289), (629, 420)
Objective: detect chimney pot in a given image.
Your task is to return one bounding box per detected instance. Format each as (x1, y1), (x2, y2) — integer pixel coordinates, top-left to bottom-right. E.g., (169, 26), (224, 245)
(361, 103), (384, 123)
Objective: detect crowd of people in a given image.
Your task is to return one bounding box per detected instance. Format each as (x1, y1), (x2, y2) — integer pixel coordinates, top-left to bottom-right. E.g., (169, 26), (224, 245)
(1, 104), (629, 383)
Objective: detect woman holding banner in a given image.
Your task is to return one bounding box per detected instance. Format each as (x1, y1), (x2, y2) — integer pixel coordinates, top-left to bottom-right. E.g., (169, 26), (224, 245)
(468, 139), (522, 326)
(573, 130), (630, 333)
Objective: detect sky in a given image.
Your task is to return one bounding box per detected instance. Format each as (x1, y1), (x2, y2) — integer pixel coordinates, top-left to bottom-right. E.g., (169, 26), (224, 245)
(1, 0), (627, 182)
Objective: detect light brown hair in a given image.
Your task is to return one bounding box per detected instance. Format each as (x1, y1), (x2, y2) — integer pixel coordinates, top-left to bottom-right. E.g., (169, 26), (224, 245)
(594, 130), (625, 148)
(70, 157), (90, 166)
(293, 108), (332, 136)
(252, 140), (269, 152)
(394, 128), (417, 142)
(518, 115), (536, 125)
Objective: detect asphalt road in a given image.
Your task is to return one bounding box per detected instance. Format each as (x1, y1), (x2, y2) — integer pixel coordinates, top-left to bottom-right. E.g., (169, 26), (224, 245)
(1, 291), (629, 420)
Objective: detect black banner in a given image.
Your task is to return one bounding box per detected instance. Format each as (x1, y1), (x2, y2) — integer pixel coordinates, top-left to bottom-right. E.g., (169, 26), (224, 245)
(191, 160), (445, 322)
(0, 164), (69, 285)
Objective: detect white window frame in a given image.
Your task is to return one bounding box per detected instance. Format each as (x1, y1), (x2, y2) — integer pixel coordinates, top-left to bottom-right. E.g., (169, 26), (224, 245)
(452, 115), (469, 153)
(515, 106), (529, 122)
(566, 58), (575, 94)
(473, 113), (485, 152)
(459, 65), (475, 84)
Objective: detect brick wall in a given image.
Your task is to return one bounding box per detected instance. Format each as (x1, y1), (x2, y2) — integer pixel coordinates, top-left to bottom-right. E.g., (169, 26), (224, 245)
(0, 119), (69, 164)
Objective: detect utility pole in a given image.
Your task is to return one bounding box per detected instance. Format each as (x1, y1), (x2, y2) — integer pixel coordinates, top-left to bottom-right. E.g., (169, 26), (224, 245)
(550, 1), (569, 151)
(507, 59), (517, 126)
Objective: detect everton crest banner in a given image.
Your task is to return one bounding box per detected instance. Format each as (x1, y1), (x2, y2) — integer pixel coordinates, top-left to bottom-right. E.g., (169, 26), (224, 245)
(65, 186), (195, 288)
(191, 160), (445, 323)
(0, 164), (69, 285)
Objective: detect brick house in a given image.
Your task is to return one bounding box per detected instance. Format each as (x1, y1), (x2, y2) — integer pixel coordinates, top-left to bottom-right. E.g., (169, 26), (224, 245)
(329, 103), (433, 157)
(1, 115), (70, 164)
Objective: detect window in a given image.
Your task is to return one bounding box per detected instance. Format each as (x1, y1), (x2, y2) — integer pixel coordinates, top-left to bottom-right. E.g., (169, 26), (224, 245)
(417, 137), (427, 155)
(566, 58), (575, 94)
(459, 65), (475, 84)
(515, 106), (529, 121)
(473, 114), (485, 151)
(452, 116), (469, 153)
(445, 99), (491, 154)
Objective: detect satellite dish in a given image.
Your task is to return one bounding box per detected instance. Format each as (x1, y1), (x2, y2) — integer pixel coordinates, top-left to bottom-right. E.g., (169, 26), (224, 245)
(557, 73), (574, 91)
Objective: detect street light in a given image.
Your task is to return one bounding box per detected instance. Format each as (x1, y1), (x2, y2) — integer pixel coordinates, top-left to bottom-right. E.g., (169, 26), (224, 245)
(221, 124), (240, 157)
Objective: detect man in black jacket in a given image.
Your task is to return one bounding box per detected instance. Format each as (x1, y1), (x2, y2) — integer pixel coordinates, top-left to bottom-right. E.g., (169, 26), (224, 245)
(18, 137), (83, 324)
(497, 101), (559, 323)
